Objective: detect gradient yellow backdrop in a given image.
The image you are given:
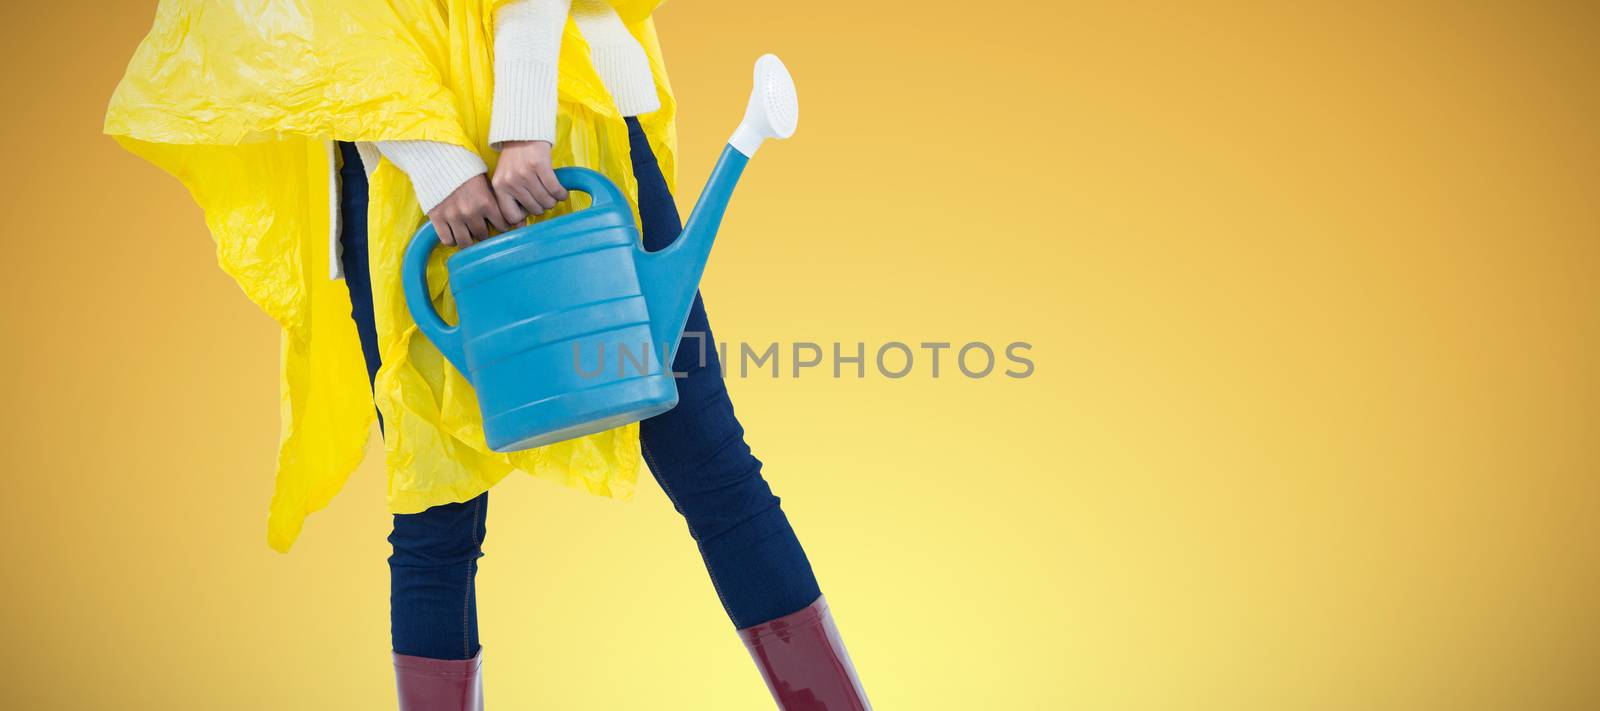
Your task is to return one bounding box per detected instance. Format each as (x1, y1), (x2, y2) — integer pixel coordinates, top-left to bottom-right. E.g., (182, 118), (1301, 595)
(3, 1), (1597, 709)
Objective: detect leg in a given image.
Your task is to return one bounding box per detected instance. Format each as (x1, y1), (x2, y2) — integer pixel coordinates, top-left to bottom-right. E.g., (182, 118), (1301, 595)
(337, 142), (384, 426)
(624, 119), (870, 709)
(626, 119), (820, 628)
(388, 495), (488, 711)
(338, 142), (485, 709)
(388, 494), (489, 661)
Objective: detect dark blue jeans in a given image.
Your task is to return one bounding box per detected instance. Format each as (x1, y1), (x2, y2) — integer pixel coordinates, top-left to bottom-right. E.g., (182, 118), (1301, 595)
(338, 119), (821, 661)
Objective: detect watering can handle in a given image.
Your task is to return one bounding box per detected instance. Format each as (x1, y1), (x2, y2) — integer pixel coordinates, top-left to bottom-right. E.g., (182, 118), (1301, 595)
(402, 167), (621, 376)
(402, 222), (470, 374)
(553, 166), (626, 208)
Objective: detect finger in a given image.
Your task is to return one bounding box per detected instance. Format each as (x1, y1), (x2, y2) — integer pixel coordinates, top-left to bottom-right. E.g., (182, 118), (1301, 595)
(536, 166), (568, 202)
(466, 213), (492, 242)
(473, 190), (512, 232)
(495, 189), (528, 225)
(484, 202), (512, 234)
(511, 181), (545, 216)
(466, 179), (511, 233)
(447, 217), (473, 247)
(526, 181), (557, 211)
(430, 216), (452, 245)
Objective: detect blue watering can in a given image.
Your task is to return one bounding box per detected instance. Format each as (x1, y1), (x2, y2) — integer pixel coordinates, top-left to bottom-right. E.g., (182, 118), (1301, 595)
(402, 54), (798, 452)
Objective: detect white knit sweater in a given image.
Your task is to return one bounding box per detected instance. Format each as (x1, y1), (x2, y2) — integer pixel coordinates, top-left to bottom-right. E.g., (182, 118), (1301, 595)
(331, 0), (659, 278)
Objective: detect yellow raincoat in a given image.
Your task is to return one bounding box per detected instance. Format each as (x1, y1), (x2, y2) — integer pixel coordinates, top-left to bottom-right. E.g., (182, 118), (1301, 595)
(105, 0), (676, 551)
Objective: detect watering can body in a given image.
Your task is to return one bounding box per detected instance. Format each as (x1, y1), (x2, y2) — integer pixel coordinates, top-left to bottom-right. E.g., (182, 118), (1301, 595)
(403, 154), (747, 452)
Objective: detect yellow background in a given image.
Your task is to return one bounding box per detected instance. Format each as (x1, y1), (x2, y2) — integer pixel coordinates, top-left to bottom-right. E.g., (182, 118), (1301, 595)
(2, 1), (1597, 709)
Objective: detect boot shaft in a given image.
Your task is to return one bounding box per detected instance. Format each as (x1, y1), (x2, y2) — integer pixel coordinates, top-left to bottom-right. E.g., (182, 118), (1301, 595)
(393, 649), (484, 711)
(740, 596), (872, 711)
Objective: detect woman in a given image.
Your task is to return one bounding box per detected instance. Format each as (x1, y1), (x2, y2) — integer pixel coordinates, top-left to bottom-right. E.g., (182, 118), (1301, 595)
(106, 1), (870, 709)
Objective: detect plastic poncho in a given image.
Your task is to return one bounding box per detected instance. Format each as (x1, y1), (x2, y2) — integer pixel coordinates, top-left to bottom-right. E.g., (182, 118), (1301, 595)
(105, 0), (676, 552)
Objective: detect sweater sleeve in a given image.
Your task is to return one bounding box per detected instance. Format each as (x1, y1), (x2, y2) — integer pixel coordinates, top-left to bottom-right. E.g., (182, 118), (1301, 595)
(374, 0), (567, 211)
(373, 0), (649, 214)
(571, 0), (659, 116)
(489, 0), (571, 147)
(375, 140), (488, 214)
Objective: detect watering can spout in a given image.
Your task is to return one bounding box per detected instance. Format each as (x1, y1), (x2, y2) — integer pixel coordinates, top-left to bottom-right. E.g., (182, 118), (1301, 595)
(639, 147), (748, 365)
(639, 53), (799, 366)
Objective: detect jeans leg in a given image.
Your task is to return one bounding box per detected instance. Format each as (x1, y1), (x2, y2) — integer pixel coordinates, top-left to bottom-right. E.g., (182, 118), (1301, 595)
(338, 141), (487, 660)
(625, 118), (822, 629)
(337, 142), (384, 427)
(388, 493), (489, 660)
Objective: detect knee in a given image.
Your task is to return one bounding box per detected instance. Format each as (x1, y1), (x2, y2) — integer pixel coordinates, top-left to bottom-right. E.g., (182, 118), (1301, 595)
(388, 494), (487, 570)
(672, 465), (785, 546)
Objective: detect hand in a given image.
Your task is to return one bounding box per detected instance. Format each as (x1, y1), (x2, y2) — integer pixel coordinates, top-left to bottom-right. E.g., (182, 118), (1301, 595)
(491, 140), (569, 224)
(427, 175), (510, 247)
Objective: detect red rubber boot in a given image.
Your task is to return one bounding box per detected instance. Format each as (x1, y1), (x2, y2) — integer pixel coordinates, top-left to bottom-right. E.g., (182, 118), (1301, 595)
(739, 596), (872, 710)
(393, 649), (484, 711)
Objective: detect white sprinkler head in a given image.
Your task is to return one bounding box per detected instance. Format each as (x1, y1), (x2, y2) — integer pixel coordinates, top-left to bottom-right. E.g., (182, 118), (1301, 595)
(729, 54), (799, 158)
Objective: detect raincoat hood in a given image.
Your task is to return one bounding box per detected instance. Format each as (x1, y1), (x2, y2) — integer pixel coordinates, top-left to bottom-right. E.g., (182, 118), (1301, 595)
(106, 0), (678, 551)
